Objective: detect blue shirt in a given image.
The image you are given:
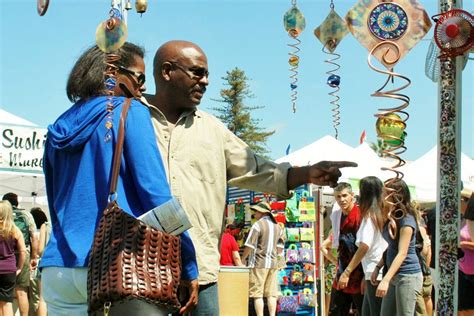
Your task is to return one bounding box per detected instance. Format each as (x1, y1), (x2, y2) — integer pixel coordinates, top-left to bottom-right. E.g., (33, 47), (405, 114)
(383, 213), (421, 275)
(40, 96), (197, 280)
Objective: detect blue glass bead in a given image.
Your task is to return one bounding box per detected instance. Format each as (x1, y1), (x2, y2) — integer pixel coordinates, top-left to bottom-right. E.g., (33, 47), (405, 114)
(327, 74), (340, 87)
(290, 84), (298, 90)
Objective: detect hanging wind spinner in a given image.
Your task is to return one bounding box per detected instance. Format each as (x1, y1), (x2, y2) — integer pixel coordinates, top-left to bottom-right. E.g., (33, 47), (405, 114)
(283, 0), (306, 113)
(346, 0), (431, 238)
(314, 0), (349, 139)
(432, 9), (474, 58)
(96, 6), (128, 142)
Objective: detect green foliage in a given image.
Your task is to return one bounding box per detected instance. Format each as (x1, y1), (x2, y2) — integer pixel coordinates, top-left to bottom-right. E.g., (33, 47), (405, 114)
(211, 67), (275, 158)
(369, 138), (390, 157)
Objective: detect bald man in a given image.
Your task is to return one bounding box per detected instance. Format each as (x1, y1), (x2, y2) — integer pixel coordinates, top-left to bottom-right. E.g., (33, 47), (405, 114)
(144, 40), (357, 315)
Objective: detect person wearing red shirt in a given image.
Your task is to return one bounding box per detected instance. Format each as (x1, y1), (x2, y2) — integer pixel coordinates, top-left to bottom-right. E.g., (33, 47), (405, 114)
(220, 225), (243, 266)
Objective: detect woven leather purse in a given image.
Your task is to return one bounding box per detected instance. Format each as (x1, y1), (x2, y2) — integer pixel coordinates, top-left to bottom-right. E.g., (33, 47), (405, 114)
(87, 99), (181, 314)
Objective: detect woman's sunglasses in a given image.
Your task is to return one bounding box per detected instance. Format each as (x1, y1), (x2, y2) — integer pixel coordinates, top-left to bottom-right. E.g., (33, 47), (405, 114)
(117, 65), (146, 85)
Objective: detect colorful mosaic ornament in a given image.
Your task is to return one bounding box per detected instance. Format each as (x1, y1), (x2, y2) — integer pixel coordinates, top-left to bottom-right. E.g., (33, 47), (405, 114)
(314, 1), (348, 139)
(368, 3), (408, 40)
(283, 0), (306, 113)
(346, 0), (431, 69)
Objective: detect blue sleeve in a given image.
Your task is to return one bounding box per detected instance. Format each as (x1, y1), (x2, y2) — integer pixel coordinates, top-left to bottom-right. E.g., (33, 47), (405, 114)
(123, 100), (198, 280)
(180, 231), (198, 280)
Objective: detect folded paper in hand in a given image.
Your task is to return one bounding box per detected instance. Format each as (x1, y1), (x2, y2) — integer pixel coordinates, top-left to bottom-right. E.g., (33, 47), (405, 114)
(138, 197), (192, 235)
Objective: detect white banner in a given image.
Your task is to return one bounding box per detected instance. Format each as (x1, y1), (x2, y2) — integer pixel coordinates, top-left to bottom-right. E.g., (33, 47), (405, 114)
(0, 124), (47, 173)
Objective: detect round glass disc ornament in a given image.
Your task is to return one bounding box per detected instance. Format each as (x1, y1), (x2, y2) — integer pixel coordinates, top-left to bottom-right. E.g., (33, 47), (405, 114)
(368, 3), (408, 40)
(96, 17), (128, 53)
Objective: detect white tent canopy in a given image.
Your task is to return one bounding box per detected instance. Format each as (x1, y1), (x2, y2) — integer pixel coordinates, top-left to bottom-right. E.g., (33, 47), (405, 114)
(401, 146), (474, 202)
(276, 136), (394, 193)
(276, 135), (473, 201)
(276, 135), (355, 166)
(0, 108), (37, 127)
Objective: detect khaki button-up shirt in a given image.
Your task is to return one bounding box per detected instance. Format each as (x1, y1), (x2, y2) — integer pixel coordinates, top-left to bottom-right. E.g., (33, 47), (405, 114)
(147, 104), (291, 284)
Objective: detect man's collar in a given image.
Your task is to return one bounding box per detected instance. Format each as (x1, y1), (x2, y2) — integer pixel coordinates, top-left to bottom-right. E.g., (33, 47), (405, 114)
(141, 96), (201, 119)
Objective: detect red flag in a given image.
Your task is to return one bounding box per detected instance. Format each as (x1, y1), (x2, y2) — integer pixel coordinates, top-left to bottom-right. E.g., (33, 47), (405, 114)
(359, 130), (366, 144)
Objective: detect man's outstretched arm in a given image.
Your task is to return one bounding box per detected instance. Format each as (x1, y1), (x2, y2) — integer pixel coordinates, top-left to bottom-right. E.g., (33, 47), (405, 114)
(287, 161), (358, 189)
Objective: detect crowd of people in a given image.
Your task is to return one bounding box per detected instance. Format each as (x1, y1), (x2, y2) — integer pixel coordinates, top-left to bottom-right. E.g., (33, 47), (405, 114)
(0, 193), (49, 316)
(0, 39), (472, 316)
(320, 181), (474, 316)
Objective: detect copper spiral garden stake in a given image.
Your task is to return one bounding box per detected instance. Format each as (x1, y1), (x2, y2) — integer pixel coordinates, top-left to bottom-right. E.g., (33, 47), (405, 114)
(368, 41), (411, 239)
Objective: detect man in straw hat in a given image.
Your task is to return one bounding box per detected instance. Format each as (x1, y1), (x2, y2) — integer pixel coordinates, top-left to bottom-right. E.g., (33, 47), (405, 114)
(242, 202), (284, 316)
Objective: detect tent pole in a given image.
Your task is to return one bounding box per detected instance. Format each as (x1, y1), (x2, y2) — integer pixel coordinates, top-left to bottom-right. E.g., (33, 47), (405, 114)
(436, 0), (462, 314)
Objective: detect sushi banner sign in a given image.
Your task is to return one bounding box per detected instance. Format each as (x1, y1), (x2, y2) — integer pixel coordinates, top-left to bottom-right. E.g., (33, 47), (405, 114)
(0, 123), (47, 173)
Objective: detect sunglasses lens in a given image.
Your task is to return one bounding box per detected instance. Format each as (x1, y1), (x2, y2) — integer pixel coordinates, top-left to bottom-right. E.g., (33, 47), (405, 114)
(192, 68), (208, 78)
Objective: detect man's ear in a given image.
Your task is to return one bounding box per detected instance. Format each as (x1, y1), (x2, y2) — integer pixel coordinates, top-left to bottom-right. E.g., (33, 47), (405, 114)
(161, 62), (172, 81)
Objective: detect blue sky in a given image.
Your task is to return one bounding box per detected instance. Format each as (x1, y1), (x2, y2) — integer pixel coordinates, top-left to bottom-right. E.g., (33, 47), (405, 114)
(1, 0), (473, 161)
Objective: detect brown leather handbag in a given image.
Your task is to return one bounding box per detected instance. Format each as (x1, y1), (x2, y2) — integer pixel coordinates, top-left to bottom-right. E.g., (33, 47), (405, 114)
(87, 99), (182, 315)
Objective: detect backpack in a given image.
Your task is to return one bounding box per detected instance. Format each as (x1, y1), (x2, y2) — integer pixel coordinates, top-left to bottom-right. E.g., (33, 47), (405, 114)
(13, 209), (32, 249)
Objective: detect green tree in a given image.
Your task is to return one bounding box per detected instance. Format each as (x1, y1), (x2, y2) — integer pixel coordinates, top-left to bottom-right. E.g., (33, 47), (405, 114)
(212, 67), (275, 157)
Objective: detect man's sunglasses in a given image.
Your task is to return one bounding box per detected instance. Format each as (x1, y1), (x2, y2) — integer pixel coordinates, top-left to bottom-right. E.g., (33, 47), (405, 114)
(117, 65), (146, 85)
(170, 62), (209, 80)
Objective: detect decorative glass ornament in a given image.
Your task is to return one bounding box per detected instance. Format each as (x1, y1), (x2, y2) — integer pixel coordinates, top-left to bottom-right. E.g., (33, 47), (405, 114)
(376, 113), (406, 147)
(314, 8), (349, 53)
(346, 0), (431, 69)
(327, 74), (340, 87)
(288, 56), (299, 67)
(283, 6), (306, 36)
(368, 3), (408, 41)
(96, 17), (128, 53)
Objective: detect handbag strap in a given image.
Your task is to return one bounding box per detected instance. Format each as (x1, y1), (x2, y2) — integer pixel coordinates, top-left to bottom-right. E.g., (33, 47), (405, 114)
(109, 98), (132, 199)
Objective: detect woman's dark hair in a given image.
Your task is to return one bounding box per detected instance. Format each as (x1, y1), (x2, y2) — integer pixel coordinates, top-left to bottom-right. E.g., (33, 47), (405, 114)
(385, 179), (419, 221)
(359, 176), (384, 230)
(30, 207), (48, 229)
(66, 42), (145, 102)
